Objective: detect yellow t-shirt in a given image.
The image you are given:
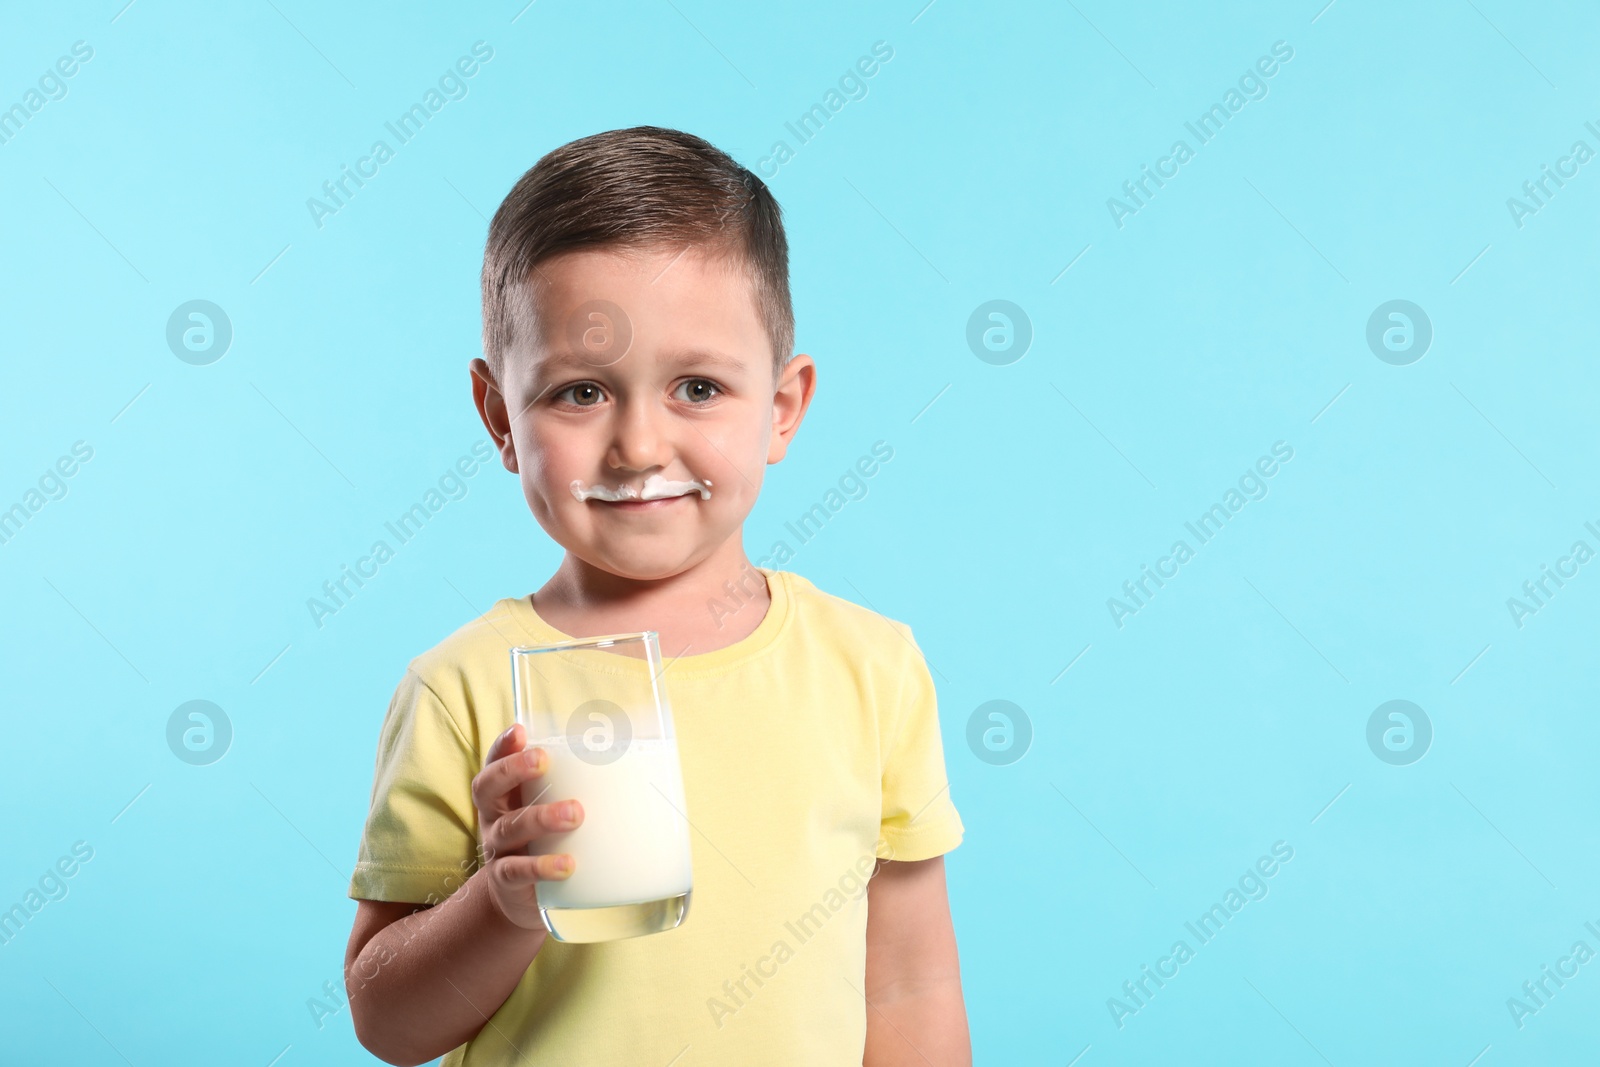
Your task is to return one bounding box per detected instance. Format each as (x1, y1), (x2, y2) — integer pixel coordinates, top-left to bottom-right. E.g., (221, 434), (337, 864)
(348, 568), (964, 1066)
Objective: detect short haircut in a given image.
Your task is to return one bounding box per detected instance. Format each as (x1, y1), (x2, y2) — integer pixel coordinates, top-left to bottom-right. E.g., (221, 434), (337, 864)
(480, 126), (793, 384)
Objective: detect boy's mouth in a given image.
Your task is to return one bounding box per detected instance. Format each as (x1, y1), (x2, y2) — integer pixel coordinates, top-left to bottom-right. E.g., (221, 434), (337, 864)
(598, 495), (694, 512)
(570, 474), (713, 504)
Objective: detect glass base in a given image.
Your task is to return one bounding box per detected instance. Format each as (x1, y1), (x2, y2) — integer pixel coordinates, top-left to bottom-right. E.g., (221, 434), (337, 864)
(540, 890), (691, 943)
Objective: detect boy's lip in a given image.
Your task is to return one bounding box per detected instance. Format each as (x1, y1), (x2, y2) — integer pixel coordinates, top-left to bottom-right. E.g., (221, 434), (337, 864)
(596, 494), (695, 511)
(570, 474), (713, 503)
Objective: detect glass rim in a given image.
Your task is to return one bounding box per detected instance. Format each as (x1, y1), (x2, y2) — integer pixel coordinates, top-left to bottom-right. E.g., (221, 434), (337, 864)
(510, 629), (659, 655)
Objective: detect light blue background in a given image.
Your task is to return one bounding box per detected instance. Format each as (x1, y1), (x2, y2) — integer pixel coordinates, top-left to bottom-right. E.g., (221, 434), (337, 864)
(2, 1), (1597, 1063)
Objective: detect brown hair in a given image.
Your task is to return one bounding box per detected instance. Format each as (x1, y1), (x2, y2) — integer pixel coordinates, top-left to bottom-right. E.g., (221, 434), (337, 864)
(480, 126), (793, 384)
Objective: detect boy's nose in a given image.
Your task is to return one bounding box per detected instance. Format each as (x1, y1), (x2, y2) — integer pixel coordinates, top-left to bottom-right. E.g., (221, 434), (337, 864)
(605, 398), (673, 472)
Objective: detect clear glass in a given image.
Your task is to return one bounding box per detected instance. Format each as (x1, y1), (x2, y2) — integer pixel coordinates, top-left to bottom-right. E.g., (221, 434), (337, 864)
(510, 630), (693, 943)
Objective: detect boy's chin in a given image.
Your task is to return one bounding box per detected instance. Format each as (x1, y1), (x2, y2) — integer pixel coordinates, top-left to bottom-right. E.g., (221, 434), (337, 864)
(569, 543), (708, 582)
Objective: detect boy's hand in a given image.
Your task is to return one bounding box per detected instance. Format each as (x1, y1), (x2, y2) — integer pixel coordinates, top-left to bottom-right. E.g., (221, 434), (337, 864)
(471, 722), (584, 930)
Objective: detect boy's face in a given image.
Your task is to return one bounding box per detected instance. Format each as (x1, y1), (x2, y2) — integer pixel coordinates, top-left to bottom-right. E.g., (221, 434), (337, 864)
(471, 245), (815, 582)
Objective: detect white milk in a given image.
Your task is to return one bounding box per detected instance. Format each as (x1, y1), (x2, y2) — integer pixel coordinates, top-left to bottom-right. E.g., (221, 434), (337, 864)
(522, 736), (694, 910)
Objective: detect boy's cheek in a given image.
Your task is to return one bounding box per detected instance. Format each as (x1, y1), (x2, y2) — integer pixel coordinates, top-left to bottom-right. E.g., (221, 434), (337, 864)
(520, 476), (564, 528)
(701, 417), (771, 484)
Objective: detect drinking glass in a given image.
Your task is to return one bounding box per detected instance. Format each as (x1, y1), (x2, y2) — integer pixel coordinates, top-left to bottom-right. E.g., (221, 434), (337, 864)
(510, 631), (693, 943)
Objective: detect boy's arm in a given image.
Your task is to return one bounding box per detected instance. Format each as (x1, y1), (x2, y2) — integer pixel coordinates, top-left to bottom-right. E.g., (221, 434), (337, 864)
(344, 877), (545, 1066)
(345, 724), (582, 1066)
(863, 855), (972, 1066)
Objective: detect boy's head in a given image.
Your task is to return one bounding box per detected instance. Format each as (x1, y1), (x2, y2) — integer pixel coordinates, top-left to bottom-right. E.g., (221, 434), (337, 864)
(470, 127), (816, 583)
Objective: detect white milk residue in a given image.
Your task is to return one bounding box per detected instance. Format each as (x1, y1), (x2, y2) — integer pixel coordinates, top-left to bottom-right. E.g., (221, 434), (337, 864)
(523, 736), (694, 910)
(570, 473), (713, 503)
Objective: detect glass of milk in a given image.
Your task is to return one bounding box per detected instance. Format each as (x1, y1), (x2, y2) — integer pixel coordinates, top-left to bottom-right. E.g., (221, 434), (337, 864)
(510, 631), (693, 943)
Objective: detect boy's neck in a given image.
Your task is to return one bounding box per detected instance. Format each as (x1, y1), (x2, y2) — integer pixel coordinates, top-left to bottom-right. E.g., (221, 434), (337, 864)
(532, 536), (772, 658)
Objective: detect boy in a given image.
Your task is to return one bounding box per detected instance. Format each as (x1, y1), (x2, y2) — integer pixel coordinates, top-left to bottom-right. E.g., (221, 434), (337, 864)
(344, 126), (970, 1066)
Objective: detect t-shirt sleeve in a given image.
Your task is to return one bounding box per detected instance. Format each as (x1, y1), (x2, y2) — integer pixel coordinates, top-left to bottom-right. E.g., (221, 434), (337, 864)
(348, 668), (482, 904)
(878, 622), (964, 862)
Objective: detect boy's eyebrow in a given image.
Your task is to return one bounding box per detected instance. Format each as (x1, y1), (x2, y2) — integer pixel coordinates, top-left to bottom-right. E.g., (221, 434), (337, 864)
(659, 347), (748, 370)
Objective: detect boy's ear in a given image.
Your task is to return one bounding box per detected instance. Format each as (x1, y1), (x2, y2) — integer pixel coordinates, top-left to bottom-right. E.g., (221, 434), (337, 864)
(768, 353), (817, 465)
(469, 358), (519, 474)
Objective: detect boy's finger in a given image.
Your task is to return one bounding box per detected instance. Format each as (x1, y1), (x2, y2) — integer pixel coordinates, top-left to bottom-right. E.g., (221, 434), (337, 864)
(470, 745), (548, 815)
(489, 799), (582, 855)
(494, 852), (575, 885)
(483, 722), (525, 768)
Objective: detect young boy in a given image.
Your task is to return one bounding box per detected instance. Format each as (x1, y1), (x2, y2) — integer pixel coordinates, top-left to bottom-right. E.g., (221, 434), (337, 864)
(344, 126), (969, 1066)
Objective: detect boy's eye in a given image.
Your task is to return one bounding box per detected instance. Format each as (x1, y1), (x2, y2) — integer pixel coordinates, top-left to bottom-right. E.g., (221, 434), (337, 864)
(556, 383), (605, 407)
(675, 378), (720, 404)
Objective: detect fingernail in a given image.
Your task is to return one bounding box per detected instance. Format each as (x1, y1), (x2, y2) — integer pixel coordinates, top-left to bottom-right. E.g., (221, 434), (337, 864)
(523, 748), (541, 770)
(558, 856), (572, 873)
(560, 801), (575, 821)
